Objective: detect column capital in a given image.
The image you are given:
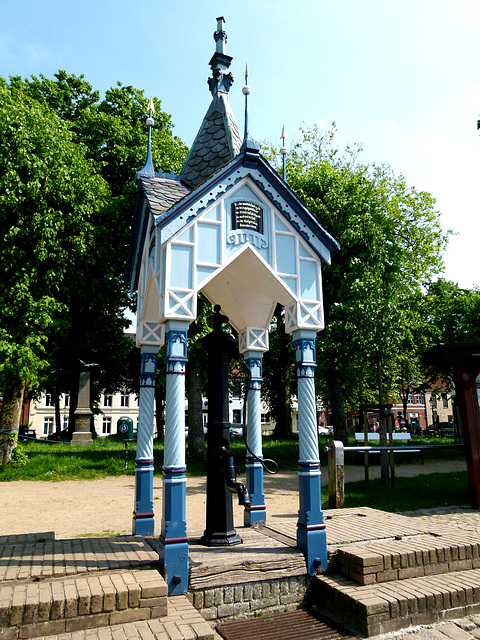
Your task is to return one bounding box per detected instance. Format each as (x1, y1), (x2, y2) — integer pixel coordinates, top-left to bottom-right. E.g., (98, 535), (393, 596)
(165, 322), (189, 374)
(140, 346), (159, 387)
(292, 331), (317, 378)
(244, 353), (263, 389)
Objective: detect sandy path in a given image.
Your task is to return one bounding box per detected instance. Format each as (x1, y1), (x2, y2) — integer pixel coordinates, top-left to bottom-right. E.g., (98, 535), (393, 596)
(0, 460), (467, 539)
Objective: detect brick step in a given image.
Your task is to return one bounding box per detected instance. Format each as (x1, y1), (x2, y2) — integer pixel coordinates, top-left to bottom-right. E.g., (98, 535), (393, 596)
(312, 566), (480, 637)
(0, 535), (157, 583)
(0, 568), (168, 640)
(20, 597), (214, 640)
(335, 531), (480, 585)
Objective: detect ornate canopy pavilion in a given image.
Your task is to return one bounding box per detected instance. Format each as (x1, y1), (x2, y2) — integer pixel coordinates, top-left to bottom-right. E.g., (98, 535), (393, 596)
(126, 17), (339, 595)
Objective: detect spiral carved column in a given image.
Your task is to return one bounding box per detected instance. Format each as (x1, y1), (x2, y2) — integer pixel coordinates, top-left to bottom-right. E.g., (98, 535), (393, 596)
(292, 329), (328, 575)
(133, 346), (158, 536)
(159, 321), (189, 596)
(243, 352), (266, 525)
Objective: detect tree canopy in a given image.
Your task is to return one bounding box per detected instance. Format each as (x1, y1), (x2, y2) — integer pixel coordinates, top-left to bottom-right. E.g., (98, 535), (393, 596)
(0, 71), (188, 458)
(263, 126), (450, 441)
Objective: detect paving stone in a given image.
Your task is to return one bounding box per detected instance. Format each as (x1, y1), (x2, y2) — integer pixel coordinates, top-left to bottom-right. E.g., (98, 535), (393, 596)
(439, 622), (476, 640)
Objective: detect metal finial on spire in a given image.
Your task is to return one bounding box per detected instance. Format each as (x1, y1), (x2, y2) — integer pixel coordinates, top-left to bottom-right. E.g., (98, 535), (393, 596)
(214, 16), (227, 54)
(137, 95), (155, 178)
(280, 125), (288, 182)
(208, 17), (234, 96)
(147, 95), (155, 115)
(242, 62), (251, 145)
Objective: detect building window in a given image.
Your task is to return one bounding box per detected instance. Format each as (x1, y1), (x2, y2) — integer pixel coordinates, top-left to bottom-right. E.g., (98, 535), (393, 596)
(63, 416), (69, 430)
(431, 395), (437, 409)
(232, 409), (242, 424)
(43, 417), (54, 436)
(45, 394), (54, 407)
(442, 394), (449, 408)
(120, 392), (130, 408)
(407, 393), (415, 404)
(102, 416), (112, 435)
(64, 394), (70, 408)
(103, 393), (113, 408)
(261, 413), (270, 423)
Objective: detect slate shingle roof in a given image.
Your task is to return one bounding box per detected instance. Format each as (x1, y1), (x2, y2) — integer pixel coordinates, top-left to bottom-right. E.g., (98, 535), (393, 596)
(139, 176), (191, 218)
(180, 93), (242, 189)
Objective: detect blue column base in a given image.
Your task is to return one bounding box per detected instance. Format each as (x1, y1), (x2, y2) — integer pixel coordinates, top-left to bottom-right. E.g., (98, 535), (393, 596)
(159, 467), (189, 595)
(297, 462), (328, 574)
(297, 525), (328, 575)
(244, 459), (266, 526)
(133, 459), (154, 536)
(159, 540), (189, 595)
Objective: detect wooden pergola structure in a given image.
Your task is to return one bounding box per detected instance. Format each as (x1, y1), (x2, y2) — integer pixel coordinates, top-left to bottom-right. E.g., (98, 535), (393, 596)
(422, 342), (480, 509)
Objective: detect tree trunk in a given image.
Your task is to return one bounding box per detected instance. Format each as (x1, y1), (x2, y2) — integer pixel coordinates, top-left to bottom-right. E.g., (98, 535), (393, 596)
(0, 383), (25, 465)
(377, 357), (389, 484)
(53, 391), (62, 438)
(327, 372), (348, 445)
(186, 360), (205, 460)
(68, 374), (79, 440)
(272, 306), (293, 439)
(154, 382), (166, 439)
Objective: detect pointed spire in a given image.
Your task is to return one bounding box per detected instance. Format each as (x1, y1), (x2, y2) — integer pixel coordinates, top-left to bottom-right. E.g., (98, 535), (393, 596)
(240, 63), (260, 153)
(180, 18), (242, 188)
(137, 95), (155, 179)
(208, 16), (234, 96)
(280, 125), (288, 182)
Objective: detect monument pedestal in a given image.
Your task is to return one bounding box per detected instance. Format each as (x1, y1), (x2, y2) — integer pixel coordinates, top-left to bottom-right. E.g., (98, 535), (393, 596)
(71, 371), (94, 444)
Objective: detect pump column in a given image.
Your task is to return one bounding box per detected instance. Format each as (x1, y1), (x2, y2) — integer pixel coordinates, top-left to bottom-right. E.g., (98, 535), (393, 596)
(159, 321), (189, 595)
(133, 345), (158, 536)
(243, 351), (266, 525)
(293, 330), (327, 574)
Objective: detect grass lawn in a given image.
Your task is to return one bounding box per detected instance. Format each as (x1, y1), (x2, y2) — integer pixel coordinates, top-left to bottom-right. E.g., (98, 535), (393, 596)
(1, 435), (469, 513)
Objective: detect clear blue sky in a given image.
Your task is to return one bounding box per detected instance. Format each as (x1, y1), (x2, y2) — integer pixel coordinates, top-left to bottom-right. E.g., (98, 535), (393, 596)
(1, 0), (479, 288)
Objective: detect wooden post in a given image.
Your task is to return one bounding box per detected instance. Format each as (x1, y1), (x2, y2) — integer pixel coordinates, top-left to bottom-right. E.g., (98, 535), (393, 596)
(328, 440), (345, 509)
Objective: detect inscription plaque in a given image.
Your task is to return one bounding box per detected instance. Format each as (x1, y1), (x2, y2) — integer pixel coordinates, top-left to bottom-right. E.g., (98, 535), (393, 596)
(231, 201), (263, 234)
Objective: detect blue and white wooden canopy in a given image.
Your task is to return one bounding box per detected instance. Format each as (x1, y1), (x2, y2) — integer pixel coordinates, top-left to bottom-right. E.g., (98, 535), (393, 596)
(126, 17), (339, 352)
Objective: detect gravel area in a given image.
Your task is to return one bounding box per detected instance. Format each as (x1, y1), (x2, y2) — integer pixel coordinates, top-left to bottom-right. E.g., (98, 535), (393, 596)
(0, 459), (469, 539)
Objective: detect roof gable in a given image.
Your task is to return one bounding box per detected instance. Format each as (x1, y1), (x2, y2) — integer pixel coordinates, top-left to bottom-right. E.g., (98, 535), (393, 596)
(155, 147), (339, 261)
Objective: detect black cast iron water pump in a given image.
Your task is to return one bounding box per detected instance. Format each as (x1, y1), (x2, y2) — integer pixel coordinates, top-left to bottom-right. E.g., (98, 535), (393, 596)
(200, 305), (251, 547)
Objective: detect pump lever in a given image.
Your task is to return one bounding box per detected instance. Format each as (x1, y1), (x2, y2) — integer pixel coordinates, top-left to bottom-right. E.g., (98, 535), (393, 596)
(219, 447), (251, 506)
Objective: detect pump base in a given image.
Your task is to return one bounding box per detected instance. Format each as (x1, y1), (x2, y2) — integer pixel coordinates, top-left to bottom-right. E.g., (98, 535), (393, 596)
(200, 530), (242, 546)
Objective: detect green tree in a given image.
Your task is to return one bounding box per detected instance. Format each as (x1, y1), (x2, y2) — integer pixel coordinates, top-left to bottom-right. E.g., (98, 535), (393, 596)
(262, 304), (296, 439)
(426, 279), (480, 344)
(12, 72), (188, 432)
(0, 80), (108, 462)
(1, 71), (189, 452)
(266, 126), (449, 444)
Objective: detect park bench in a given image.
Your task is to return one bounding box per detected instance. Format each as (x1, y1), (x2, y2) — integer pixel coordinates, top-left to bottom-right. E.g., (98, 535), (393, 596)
(354, 432), (423, 463)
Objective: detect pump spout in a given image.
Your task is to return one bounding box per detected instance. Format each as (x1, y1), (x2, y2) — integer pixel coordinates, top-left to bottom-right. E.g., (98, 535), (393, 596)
(224, 452), (251, 506)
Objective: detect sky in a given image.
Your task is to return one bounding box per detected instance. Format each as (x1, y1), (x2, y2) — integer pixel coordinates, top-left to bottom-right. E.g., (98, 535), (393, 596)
(1, 0), (479, 289)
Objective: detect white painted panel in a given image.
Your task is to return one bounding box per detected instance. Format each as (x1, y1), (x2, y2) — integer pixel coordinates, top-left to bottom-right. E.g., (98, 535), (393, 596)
(197, 223), (220, 265)
(300, 260), (318, 300)
(176, 226), (193, 243)
(276, 235), (296, 275)
(299, 243), (312, 259)
(281, 277), (297, 295)
(203, 205), (220, 221)
(274, 214), (290, 232)
(170, 245), (192, 289)
(197, 266), (216, 286)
